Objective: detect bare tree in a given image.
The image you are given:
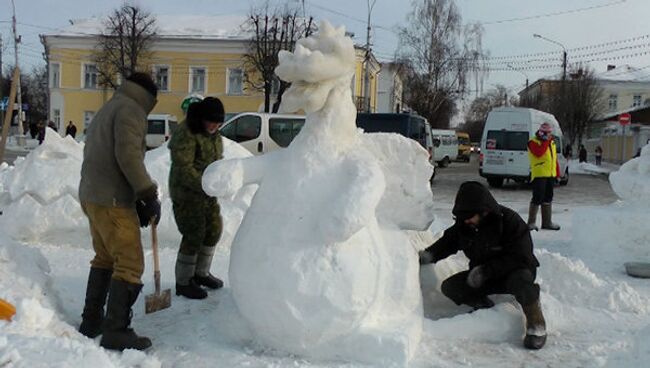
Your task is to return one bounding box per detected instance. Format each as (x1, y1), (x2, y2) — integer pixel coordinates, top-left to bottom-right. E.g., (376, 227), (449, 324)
(24, 66), (48, 124)
(243, 3), (315, 113)
(460, 85), (508, 141)
(398, 0), (486, 128)
(93, 4), (157, 89)
(562, 66), (605, 144)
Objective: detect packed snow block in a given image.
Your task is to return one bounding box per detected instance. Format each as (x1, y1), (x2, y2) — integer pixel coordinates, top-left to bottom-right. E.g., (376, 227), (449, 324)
(610, 143), (650, 202)
(203, 21), (432, 366)
(4, 128), (83, 204)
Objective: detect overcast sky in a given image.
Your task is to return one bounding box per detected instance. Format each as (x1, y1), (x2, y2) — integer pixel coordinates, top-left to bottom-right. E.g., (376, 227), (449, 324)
(3, 0), (650, 97)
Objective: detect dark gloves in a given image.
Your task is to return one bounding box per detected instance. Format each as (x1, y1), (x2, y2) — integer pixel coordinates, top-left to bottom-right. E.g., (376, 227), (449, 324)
(467, 265), (489, 288)
(419, 250), (434, 265)
(136, 186), (161, 227)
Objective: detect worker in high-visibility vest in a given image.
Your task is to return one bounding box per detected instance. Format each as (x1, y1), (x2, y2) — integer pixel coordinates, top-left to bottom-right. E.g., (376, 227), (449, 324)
(527, 123), (561, 231)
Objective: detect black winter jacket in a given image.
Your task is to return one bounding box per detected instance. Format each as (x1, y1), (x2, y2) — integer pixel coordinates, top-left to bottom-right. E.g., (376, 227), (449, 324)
(424, 182), (539, 280)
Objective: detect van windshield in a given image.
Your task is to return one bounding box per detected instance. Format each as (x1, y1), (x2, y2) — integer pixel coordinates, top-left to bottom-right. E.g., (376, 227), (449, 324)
(486, 130), (529, 151)
(148, 120), (165, 134)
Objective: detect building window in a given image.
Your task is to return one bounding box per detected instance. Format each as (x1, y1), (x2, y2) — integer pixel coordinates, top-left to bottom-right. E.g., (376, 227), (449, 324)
(53, 109), (61, 128)
(190, 67), (206, 93)
(84, 111), (95, 130)
(633, 94), (642, 107)
(50, 63), (60, 88)
(227, 68), (243, 95)
(83, 64), (98, 89)
(154, 66), (169, 91)
(608, 94), (618, 112)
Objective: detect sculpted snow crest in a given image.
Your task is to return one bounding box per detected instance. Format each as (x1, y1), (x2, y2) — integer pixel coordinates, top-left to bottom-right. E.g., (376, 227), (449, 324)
(202, 21), (433, 365)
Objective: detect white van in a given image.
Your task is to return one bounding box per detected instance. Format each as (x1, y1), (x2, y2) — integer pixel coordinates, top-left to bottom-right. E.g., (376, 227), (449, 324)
(146, 114), (178, 148)
(430, 129), (458, 167)
(219, 113), (306, 155)
(479, 107), (569, 188)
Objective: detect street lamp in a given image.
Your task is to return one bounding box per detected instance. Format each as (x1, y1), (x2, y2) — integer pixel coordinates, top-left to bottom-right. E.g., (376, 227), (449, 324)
(533, 33), (567, 80)
(507, 63), (529, 89)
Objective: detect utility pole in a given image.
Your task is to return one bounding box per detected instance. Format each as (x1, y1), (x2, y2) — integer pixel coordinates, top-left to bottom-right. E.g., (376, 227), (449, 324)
(363, 0), (376, 113)
(11, 0), (22, 135)
(1, 34), (4, 126)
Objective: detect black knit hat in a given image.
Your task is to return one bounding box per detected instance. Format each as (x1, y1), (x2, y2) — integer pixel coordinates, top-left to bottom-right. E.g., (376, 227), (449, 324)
(200, 97), (225, 123)
(126, 72), (158, 98)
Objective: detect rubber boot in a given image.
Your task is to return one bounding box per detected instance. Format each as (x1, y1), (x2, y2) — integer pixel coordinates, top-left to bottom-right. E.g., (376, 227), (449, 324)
(541, 203), (560, 230)
(175, 252), (207, 299)
(527, 203), (539, 231)
(194, 245), (223, 290)
(79, 267), (112, 338)
(522, 299), (547, 349)
(100, 279), (152, 351)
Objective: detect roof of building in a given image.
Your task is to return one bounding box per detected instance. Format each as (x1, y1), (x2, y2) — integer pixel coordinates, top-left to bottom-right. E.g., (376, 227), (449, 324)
(50, 15), (253, 40)
(595, 65), (650, 82)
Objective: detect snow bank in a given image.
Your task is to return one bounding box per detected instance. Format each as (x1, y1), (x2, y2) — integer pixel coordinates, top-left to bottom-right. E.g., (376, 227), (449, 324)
(568, 159), (612, 175)
(609, 144), (650, 202)
(0, 234), (161, 367)
(203, 22), (430, 366)
(0, 130), (254, 250)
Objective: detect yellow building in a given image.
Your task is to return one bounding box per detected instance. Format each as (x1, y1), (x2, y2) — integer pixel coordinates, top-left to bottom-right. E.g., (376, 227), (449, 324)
(41, 15), (380, 134)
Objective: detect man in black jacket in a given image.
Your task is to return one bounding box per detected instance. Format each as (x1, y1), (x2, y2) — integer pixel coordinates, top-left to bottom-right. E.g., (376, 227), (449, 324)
(419, 181), (547, 349)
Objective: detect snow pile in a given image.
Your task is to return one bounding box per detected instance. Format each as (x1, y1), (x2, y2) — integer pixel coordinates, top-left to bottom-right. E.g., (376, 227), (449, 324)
(568, 159), (612, 175)
(202, 21), (433, 366)
(0, 234), (161, 367)
(609, 143), (650, 202)
(0, 129), (254, 249)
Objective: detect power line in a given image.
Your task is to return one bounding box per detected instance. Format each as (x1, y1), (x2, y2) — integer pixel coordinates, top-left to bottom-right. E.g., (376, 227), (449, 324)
(480, 0), (627, 25)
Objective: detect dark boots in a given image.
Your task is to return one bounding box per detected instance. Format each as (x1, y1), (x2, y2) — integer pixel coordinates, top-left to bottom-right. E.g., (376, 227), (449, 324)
(541, 203), (560, 231)
(194, 245), (223, 290)
(527, 203), (539, 231)
(522, 299), (547, 349)
(100, 279), (152, 351)
(176, 278), (207, 299)
(79, 267), (112, 338)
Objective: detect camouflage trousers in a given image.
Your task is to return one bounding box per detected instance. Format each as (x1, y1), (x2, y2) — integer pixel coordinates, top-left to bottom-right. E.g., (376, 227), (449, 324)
(172, 196), (222, 284)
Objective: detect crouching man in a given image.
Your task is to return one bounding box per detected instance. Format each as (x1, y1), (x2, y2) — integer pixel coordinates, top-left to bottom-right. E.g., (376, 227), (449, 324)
(419, 181), (547, 349)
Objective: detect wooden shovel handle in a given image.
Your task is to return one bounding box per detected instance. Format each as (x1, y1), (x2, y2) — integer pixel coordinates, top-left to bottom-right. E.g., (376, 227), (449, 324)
(150, 217), (161, 294)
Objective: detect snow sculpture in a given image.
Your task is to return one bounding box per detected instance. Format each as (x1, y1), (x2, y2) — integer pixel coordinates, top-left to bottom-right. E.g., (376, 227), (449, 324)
(202, 21), (433, 365)
(610, 143), (650, 202)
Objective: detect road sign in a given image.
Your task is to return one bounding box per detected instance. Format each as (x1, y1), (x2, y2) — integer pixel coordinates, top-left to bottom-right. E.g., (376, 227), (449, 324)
(619, 113), (631, 126)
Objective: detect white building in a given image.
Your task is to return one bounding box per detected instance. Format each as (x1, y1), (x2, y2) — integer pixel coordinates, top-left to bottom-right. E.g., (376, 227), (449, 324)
(376, 62), (404, 113)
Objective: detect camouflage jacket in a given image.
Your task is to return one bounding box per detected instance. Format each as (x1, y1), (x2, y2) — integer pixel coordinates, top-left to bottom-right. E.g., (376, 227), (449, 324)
(168, 121), (223, 201)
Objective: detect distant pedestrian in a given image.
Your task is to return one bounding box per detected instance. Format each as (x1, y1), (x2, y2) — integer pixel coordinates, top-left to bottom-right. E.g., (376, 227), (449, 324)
(48, 121), (58, 132)
(595, 146), (603, 166)
(37, 121), (46, 145)
(578, 144), (587, 163)
(65, 121), (77, 138)
(634, 148), (641, 158)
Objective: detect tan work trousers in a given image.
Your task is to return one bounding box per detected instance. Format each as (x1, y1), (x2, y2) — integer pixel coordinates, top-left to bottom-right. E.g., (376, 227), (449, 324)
(81, 201), (144, 285)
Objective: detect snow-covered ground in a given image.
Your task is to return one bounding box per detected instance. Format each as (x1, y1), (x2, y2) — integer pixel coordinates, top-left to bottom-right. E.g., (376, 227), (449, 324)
(2, 127), (650, 367)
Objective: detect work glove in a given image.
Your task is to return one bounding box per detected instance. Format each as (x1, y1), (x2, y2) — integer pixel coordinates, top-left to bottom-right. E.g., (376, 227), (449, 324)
(136, 187), (161, 227)
(419, 250), (434, 265)
(466, 265), (488, 289)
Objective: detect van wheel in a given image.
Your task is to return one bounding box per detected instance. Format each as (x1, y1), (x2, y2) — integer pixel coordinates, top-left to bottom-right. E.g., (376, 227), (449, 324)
(439, 157), (450, 168)
(487, 177), (504, 188)
(559, 169), (569, 186)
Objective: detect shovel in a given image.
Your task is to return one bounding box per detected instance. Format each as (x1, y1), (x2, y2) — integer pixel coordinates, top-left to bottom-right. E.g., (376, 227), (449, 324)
(145, 218), (172, 314)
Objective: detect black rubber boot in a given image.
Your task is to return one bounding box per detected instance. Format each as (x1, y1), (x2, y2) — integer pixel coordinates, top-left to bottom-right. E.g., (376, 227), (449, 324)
(100, 279), (152, 351)
(522, 299), (547, 349)
(176, 278), (207, 299)
(79, 267), (112, 338)
(193, 274), (223, 290)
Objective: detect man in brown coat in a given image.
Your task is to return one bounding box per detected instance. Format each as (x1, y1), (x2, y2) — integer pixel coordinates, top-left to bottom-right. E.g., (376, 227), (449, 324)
(78, 73), (160, 351)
